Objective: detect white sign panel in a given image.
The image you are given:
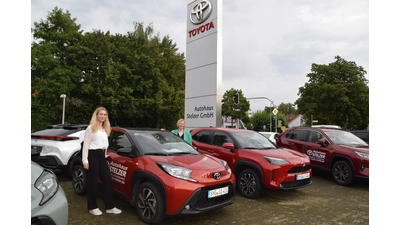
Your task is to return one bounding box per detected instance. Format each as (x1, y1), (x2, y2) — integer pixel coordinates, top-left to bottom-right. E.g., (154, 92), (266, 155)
(185, 0), (222, 130)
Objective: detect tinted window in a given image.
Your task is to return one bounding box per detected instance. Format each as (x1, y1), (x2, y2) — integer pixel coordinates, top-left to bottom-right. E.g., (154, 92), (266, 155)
(212, 132), (232, 146)
(292, 130), (309, 141)
(192, 130), (211, 144)
(109, 131), (133, 152)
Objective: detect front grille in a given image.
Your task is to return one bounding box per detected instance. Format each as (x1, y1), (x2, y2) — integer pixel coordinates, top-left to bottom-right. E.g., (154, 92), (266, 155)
(287, 165), (311, 173)
(31, 146), (43, 155)
(280, 178), (312, 189)
(194, 183), (235, 209)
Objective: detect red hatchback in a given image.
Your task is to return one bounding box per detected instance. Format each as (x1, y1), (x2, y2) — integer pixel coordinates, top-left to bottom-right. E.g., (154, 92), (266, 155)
(71, 127), (235, 224)
(276, 126), (369, 186)
(190, 127), (312, 199)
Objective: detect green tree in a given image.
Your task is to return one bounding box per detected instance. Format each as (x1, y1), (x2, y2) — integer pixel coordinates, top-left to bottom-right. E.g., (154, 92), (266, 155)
(295, 56), (369, 129)
(277, 103), (297, 115)
(31, 7), (84, 130)
(31, 8), (186, 132)
(221, 88), (250, 126)
(250, 110), (286, 132)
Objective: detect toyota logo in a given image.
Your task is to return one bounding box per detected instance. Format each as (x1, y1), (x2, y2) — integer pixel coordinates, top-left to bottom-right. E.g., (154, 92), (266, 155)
(301, 161), (305, 167)
(190, 0), (213, 25)
(213, 172), (221, 180)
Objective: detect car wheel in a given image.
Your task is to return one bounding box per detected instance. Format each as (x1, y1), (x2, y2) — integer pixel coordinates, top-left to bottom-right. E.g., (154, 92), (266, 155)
(238, 169), (262, 199)
(135, 182), (164, 224)
(72, 164), (87, 195)
(332, 160), (353, 186)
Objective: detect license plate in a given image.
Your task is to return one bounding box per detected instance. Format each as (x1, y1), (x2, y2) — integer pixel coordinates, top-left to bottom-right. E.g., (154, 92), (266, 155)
(208, 186), (229, 198)
(296, 172), (310, 180)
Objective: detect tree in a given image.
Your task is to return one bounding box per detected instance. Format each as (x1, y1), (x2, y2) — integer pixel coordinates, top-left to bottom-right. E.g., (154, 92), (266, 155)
(277, 103), (297, 115)
(31, 7), (84, 129)
(295, 56), (369, 129)
(221, 88), (250, 126)
(31, 8), (186, 132)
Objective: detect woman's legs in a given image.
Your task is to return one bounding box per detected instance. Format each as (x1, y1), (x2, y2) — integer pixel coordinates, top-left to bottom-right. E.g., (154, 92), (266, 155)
(87, 150), (100, 210)
(98, 157), (114, 209)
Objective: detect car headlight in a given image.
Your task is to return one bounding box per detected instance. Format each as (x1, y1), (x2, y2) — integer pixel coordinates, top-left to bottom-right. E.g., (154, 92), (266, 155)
(264, 156), (289, 165)
(158, 162), (198, 182)
(354, 151), (369, 159)
(221, 159), (232, 176)
(35, 170), (59, 206)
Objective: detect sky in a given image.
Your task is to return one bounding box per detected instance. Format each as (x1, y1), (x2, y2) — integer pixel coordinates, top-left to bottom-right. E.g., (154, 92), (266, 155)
(30, 0), (369, 113)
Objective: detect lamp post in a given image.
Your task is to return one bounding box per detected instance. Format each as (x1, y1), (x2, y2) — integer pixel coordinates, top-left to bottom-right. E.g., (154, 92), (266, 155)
(60, 94), (66, 124)
(247, 97), (274, 131)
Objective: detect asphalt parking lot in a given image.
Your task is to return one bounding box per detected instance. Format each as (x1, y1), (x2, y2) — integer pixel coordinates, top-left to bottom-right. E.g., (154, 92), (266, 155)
(58, 169), (369, 225)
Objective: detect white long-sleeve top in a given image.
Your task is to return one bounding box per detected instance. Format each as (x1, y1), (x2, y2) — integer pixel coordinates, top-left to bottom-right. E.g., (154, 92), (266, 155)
(82, 125), (109, 164)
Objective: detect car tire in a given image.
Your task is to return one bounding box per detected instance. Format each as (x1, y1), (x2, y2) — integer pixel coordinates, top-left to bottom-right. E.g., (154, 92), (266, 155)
(72, 164), (87, 195)
(237, 169), (262, 199)
(134, 182), (165, 224)
(332, 160), (353, 186)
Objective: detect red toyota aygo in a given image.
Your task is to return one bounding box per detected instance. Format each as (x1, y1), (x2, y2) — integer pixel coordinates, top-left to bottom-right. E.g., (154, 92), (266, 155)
(71, 127), (235, 224)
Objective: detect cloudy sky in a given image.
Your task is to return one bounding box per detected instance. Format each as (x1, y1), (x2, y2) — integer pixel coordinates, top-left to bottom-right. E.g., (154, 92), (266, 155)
(31, 0), (369, 112)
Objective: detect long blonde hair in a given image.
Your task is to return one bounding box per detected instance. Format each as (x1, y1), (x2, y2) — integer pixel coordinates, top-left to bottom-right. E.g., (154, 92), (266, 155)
(89, 107), (111, 136)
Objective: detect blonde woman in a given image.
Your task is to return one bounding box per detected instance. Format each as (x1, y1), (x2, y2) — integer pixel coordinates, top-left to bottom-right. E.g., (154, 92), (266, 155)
(171, 119), (192, 145)
(82, 107), (121, 216)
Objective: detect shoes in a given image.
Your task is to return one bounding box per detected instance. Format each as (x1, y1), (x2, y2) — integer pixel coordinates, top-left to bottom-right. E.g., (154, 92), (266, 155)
(89, 208), (102, 216)
(106, 207), (122, 214)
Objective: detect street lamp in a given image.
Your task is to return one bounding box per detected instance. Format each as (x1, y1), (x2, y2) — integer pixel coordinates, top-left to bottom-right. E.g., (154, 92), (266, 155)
(60, 94), (66, 124)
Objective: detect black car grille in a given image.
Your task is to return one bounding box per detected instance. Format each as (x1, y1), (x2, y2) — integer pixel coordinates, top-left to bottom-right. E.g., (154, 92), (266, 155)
(31, 146), (43, 155)
(194, 183), (235, 209)
(287, 165), (311, 173)
(280, 178), (312, 189)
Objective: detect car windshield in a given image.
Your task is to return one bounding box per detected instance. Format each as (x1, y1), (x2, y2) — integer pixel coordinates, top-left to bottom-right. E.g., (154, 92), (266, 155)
(231, 132), (277, 149)
(324, 130), (368, 146)
(128, 131), (200, 155)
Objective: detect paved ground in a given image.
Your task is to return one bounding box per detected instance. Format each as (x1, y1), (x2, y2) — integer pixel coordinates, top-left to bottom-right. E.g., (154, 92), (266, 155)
(58, 169), (369, 225)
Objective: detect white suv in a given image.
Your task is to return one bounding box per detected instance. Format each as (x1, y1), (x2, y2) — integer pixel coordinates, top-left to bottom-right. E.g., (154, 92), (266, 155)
(31, 124), (88, 178)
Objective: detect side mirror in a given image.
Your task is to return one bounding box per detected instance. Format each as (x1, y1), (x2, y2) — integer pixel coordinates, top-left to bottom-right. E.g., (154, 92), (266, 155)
(317, 139), (328, 147)
(117, 147), (133, 157)
(222, 142), (235, 152)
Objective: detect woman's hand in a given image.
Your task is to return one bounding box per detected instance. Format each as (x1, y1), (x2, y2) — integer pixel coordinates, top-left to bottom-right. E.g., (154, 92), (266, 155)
(83, 163), (89, 170)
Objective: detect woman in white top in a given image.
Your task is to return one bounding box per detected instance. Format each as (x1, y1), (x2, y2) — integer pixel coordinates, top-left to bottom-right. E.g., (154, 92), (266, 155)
(82, 107), (122, 216)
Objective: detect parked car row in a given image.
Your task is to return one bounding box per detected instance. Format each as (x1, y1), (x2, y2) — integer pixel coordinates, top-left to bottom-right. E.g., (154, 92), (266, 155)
(31, 125), (368, 224)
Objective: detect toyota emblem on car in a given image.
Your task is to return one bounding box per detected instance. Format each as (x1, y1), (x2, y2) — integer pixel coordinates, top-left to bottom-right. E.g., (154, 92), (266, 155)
(190, 0), (212, 25)
(213, 172), (221, 180)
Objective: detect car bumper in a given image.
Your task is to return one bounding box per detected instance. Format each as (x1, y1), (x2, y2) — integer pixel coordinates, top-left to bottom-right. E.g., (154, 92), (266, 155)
(31, 155), (66, 171)
(169, 181), (235, 216)
(31, 185), (69, 225)
(264, 166), (313, 190)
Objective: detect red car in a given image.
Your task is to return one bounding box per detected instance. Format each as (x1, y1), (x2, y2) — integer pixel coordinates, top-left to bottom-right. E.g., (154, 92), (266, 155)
(190, 127), (312, 199)
(276, 126), (369, 186)
(71, 127), (235, 224)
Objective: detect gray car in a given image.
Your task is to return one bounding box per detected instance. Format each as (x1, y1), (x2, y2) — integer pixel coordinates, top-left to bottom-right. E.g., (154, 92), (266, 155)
(31, 161), (69, 225)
